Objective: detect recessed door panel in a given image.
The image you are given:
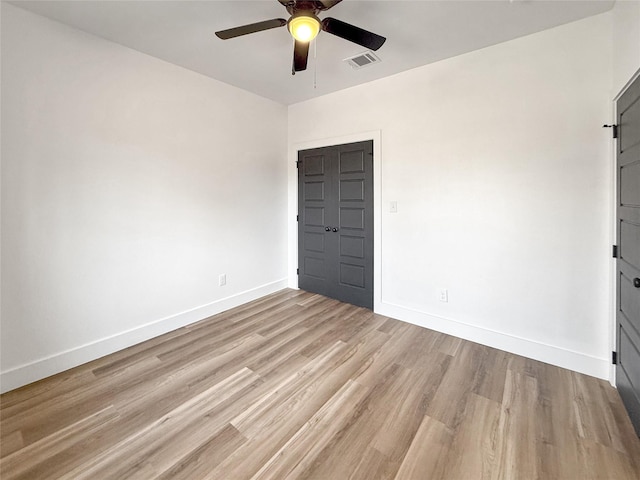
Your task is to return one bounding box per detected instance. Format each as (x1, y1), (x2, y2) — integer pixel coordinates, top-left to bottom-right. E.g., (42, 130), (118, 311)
(304, 155), (325, 175)
(620, 327), (640, 402)
(620, 97), (640, 153)
(340, 263), (365, 288)
(340, 179), (365, 201)
(621, 273), (640, 337)
(340, 208), (365, 230)
(620, 221), (640, 271)
(339, 150), (365, 173)
(621, 162), (640, 206)
(304, 181), (325, 201)
(304, 257), (326, 279)
(340, 235), (365, 259)
(304, 232), (325, 253)
(304, 207), (324, 227)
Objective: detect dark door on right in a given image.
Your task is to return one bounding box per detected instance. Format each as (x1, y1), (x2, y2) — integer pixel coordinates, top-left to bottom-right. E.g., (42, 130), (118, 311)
(297, 141), (373, 309)
(616, 73), (640, 436)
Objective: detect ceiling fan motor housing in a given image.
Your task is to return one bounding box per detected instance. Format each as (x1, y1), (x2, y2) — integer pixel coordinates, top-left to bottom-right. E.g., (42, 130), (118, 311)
(285, 1), (327, 16)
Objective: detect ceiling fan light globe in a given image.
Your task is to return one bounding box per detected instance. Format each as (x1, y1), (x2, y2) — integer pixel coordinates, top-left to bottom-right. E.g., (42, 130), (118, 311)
(288, 15), (320, 42)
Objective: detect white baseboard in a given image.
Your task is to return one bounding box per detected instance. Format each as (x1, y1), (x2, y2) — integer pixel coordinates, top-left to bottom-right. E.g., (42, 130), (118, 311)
(377, 301), (610, 380)
(1, 284), (608, 393)
(0, 279), (288, 394)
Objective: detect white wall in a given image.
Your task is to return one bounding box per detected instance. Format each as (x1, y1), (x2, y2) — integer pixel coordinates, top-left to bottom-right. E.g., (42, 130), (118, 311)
(0, 4), (288, 392)
(289, 14), (613, 379)
(613, 0), (640, 95)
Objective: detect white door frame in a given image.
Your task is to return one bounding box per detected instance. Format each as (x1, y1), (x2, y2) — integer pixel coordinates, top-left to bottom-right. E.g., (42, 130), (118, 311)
(288, 130), (382, 312)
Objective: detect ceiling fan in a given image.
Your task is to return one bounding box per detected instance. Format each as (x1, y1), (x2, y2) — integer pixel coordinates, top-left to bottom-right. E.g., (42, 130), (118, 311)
(215, 0), (386, 75)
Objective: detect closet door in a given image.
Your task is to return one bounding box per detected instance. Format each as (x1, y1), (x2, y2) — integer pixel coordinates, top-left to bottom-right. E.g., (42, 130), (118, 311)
(615, 74), (640, 436)
(298, 140), (373, 309)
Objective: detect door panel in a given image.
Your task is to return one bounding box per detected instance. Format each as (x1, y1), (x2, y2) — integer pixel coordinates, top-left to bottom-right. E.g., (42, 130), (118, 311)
(339, 263), (365, 287)
(616, 73), (640, 437)
(304, 232), (325, 253)
(620, 95), (640, 153)
(333, 143), (373, 308)
(304, 207), (325, 226)
(304, 257), (326, 279)
(298, 141), (373, 309)
(339, 150), (366, 173)
(340, 236), (365, 258)
(619, 327), (640, 409)
(304, 182), (325, 201)
(621, 273), (640, 335)
(340, 179), (365, 201)
(304, 155), (326, 175)
(340, 208), (365, 229)
(620, 220), (640, 270)
(621, 162), (640, 205)
(299, 149), (334, 297)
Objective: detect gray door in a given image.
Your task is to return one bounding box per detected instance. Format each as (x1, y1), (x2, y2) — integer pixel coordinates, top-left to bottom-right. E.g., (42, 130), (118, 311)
(616, 73), (640, 436)
(298, 141), (373, 309)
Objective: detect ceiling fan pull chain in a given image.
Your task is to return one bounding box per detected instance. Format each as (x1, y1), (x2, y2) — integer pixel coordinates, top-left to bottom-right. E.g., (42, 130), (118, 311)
(313, 39), (318, 90)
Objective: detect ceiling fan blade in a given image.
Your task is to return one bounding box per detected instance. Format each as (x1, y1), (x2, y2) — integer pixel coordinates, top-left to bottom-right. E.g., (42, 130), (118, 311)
(318, 0), (343, 9)
(215, 18), (287, 40)
(321, 17), (386, 51)
(292, 40), (310, 74)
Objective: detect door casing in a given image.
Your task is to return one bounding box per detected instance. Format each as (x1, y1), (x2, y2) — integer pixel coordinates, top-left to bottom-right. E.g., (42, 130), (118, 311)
(288, 131), (382, 312)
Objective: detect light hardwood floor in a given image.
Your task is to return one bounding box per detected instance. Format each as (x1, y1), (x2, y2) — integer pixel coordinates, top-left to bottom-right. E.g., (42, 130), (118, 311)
(1, 289), (639, 479)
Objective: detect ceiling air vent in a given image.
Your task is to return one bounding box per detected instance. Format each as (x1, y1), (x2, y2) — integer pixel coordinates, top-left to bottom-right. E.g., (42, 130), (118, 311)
(344, 51), (381, 70)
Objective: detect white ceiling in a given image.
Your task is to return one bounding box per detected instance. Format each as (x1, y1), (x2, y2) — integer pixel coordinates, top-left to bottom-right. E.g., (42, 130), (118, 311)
(10, 0), (615, 105)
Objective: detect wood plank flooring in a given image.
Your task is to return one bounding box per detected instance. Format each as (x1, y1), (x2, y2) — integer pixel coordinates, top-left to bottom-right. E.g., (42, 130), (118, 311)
(1, 289), (639, 479)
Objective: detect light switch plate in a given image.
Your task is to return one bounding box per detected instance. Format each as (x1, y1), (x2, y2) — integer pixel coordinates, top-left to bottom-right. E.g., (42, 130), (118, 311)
(439, 289), (448, 302)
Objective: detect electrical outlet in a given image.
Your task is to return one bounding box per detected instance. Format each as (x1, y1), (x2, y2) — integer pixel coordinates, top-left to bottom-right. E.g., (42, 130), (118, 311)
(439, 289), (448, 302)
(219, 274), (226, 287)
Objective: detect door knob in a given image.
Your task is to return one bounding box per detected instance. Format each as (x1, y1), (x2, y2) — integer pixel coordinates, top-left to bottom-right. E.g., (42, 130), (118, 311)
(325, 227), (331, 232)
(332, 228), (339, 232)
(634, 278), (640, 288)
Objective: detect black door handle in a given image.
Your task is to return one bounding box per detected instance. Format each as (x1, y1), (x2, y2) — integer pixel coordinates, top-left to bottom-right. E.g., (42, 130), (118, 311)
(634, 278), (640, 288)
(332, 228), (339, 232)
(325, 227), (331, 232)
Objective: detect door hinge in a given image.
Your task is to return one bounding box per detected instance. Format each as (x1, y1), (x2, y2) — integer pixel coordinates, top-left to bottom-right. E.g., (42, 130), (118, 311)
(612, 351), (618, 365)
(296, 161), (300, 169)
(296, 215), (299, 222)
(296, 268), (299, 275)
(613, 245), (618, 258)
(603, 124), (618, 139)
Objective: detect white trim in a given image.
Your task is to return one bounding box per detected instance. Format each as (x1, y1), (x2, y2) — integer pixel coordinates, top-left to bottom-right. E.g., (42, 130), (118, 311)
(610, 94), (618, 387)
(288, 130), (382, 311)
(614, 67), (640, 101)
(610, 67), (640, 387)
(0, 279), (288, 393)
(378, 301), (610, 380)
